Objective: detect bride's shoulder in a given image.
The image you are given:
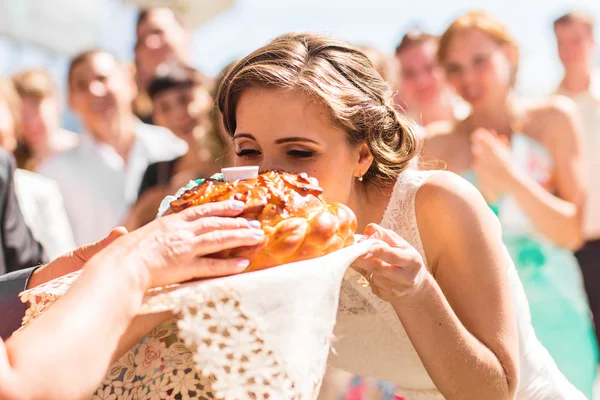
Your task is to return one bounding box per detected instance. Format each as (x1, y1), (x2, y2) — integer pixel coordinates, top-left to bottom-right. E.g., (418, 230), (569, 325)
(413, 170), (502, 265)
(414, 170), (485, 214)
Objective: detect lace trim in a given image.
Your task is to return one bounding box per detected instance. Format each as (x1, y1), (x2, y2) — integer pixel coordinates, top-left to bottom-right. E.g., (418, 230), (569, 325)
(380, 169), (437, 266)
(19, 271), (80, 328)
(20, 275), (301, 400)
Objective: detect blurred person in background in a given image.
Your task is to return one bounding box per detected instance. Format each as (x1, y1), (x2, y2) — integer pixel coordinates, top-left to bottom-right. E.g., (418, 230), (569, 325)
(12, 69), (79, 171)
(0, 78), (75, 259)
(553, 10), (600, 348)
(133, 7), (211, 122)
(38, 50), (186, 246)
(124, 64), (228, 230)
(395, 28), (469, 127)
(423, 10), (597, 396)
(554, 11), (599, 97)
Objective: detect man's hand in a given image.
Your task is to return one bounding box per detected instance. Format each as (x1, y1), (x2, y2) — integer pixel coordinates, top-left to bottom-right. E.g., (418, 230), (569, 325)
(27, 228), (128, 289)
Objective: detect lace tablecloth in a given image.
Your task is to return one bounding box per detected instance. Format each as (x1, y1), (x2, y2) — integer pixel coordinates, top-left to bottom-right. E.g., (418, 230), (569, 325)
(19, 240), (375, 400)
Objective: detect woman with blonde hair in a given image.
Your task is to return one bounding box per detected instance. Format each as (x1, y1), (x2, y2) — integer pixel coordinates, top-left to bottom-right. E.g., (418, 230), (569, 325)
(423, 10), (597, 396)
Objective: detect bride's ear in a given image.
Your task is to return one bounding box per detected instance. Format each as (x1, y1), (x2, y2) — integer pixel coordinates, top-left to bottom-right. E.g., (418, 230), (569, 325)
(353, 143), (374, 179)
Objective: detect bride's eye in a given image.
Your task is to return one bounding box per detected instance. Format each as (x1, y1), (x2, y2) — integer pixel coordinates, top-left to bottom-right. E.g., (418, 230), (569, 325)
(288, 150), (315, 159)
(235, 149), (261, 158)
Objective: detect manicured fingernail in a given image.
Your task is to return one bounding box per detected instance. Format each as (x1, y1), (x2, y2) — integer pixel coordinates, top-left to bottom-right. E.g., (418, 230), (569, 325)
(237, 259), (250, 268)
(252, 229), (265, 237)
(249, 220), (261, 229)
(231, 201), (245, 209)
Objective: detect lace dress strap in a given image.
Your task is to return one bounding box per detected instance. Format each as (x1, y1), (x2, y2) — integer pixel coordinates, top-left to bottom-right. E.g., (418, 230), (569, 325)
(380, 169), (438, 265)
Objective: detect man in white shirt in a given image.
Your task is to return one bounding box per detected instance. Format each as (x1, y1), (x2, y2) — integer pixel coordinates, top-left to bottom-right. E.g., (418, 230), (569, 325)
(553, 10), (600, 345)
(38, 50), (186, 246)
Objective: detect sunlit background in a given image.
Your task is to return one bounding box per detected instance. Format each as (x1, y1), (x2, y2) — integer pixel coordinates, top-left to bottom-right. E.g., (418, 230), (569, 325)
(0, 0), (599, 132)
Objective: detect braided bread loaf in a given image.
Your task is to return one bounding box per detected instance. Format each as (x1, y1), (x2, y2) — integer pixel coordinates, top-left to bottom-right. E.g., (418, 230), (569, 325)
(165, 171), (357, 272)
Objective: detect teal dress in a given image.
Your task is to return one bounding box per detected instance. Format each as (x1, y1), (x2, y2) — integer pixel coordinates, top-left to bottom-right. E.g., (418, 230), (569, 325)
(462, 133), (597, 398)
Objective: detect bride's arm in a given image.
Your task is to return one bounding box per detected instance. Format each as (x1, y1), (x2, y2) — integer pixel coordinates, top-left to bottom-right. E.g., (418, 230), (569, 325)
(408, 172), (518, 399)
(361, 171), (518, 399)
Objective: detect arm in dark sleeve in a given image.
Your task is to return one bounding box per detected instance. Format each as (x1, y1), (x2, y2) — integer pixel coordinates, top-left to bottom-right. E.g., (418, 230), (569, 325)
(0, 266), (39, 340)
(137, 162), (160, 200)
(0, 152), (47, 273)
(137, 160), (177, 200)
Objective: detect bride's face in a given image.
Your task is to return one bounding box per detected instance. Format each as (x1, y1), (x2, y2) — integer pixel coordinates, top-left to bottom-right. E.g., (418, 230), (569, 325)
(232, 87), (364, 204)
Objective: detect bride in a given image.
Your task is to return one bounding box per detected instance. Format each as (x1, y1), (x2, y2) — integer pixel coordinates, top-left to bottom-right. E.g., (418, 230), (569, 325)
(25, 33), (584, 399)
(218, 32), (583, 399)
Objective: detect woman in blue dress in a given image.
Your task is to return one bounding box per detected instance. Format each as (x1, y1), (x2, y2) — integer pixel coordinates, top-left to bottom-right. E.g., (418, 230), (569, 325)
(422, 10), (597, 398)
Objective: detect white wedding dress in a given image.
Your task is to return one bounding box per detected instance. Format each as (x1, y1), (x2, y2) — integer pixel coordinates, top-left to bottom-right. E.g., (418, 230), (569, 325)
(329, 169), (585, 399)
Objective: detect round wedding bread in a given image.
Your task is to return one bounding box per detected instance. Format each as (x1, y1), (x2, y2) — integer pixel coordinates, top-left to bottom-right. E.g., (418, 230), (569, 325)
(164, 171), (357, 272)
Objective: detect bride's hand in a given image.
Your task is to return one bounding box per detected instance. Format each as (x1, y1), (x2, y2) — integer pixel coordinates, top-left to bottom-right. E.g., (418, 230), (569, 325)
(354, 224), (428, 302)
(95, 200), (266, 291)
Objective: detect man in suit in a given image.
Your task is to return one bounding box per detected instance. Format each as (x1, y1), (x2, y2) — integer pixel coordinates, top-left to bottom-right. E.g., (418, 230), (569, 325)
(0, 147), (46, 339)
(0, 127), (46, 277)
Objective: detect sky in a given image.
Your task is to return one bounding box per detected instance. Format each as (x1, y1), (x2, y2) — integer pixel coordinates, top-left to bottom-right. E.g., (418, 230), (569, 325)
(0, 0), (599, 129)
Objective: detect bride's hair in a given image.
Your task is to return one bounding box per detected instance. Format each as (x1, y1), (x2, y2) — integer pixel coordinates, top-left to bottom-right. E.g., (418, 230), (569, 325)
(217, 32), (420, 185)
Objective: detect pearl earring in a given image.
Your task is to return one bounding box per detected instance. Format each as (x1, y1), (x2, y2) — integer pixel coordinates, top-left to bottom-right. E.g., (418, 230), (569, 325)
(358, 174), (364, 182)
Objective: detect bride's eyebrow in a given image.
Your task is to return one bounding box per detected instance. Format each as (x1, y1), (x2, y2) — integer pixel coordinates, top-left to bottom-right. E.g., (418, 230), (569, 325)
(274, 137), (319, 145)
(233, 134), (320, 145)
(233, 133), (256, 141)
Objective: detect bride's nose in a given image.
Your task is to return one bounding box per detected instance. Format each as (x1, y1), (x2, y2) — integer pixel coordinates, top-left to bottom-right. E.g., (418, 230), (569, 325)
(259, 163), (277, 173)
(257, 159), (281, 173)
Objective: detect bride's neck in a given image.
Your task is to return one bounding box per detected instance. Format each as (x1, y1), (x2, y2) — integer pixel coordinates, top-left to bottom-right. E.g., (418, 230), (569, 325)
(349, 179), (395, 233)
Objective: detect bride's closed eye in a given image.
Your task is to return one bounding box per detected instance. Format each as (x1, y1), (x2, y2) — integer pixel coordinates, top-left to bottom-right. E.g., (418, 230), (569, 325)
(235, 149), (261, 158)
(287, 149), (315, 159)
(235, 148), (316, 160)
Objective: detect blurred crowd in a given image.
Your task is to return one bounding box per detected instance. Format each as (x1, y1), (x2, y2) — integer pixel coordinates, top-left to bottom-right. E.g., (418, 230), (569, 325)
(0, 5), (599, 400)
